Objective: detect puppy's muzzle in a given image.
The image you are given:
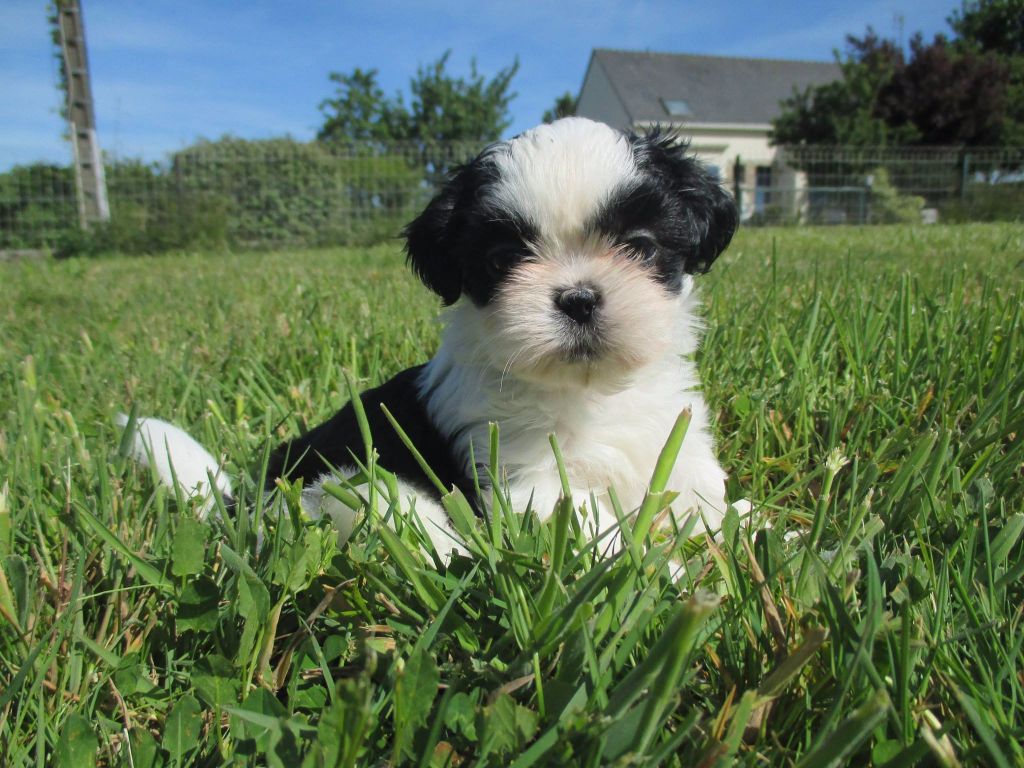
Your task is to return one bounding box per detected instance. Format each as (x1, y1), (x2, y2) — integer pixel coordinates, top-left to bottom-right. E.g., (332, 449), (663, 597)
(555, 284), (602, 325)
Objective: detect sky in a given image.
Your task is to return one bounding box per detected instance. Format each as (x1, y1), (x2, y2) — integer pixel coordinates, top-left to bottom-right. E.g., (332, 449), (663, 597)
(2, 0), (962, 170)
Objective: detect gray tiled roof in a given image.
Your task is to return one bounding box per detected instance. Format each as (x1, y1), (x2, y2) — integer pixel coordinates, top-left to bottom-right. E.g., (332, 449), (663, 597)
(592, 49), (841, 125)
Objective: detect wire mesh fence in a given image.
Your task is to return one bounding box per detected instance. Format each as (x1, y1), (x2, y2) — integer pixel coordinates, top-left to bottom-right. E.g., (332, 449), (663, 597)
(737, 145), (1024, 226)
(0, 138), (483, 255)
(2, 139), (1022, 255)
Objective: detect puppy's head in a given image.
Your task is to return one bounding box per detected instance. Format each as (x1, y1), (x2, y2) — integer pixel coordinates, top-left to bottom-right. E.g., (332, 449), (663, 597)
(405, 117), (737, 387)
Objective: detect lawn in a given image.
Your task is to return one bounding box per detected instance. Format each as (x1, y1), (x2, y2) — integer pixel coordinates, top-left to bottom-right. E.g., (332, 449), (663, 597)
(1, 223), (1022, 766)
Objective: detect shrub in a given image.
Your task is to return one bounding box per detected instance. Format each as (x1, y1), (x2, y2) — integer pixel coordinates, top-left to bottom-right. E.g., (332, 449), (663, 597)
(1, 139), (433, 255)
(51, 163), (231, 258)
(0, 164), (78, 250)
(940, 181), (1024, 222)
(171, 137), (426, 248)
(867, 167), (926, 223)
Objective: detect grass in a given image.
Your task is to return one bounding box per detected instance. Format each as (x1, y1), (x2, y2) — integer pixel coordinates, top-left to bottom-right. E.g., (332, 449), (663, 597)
(0, 223), (1022, 766)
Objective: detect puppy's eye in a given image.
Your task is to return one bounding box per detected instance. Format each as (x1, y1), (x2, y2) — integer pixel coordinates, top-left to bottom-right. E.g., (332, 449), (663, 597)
(623, 234), (659, 262)
(485, 243), (526, 275)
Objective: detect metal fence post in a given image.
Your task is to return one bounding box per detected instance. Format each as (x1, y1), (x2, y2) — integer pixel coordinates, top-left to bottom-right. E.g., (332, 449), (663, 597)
(732, 155), (743, 217)
(960, 152), (971, 201)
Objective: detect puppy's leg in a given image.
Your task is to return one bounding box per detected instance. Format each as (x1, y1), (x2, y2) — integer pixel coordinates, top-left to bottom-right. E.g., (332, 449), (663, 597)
(116, 414), (233, 518)
(507, 475), (628, 559)
(666, 427), (729, 535)
(302, 473), (468, 563)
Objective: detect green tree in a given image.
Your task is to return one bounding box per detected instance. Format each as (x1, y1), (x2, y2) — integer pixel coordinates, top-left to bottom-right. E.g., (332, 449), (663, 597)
(542, 91), (577, 123)
(317, 68), (406, 143)
(406, 51), (518, 145)
(949, 0), (1024, 56)
(317, 51), (518, 145)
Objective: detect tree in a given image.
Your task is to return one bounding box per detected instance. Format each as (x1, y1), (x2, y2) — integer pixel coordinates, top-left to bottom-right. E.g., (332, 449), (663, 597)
(542, 92), (577, 123)
(407, 52), (518, 145)
(949, 0), (1024, 56)
(949, 0), (1024, 143)
(317, 68), (406, 142)
(772, 9), (1022, 146)
(317, 51), (518, 145)
(772, 30), (908, 145)
(876, 33), (1009, 145)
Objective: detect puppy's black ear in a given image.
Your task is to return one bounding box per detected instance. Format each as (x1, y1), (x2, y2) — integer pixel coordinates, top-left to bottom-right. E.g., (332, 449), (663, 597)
(633, 128), (738, 274)
(404, 161), (481, 305)
(683, 175), (738, 274)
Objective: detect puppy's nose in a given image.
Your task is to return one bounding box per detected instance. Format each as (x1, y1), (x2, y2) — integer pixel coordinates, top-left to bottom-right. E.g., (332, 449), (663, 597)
(555, 285), (602, 324)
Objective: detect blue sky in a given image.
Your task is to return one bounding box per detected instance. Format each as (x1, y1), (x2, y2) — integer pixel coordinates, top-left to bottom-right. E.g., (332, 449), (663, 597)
(2, 0), (960, 170)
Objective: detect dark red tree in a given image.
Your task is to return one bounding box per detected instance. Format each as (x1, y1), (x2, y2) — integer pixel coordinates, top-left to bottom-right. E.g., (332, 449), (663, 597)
(876, 33), (1009, 145)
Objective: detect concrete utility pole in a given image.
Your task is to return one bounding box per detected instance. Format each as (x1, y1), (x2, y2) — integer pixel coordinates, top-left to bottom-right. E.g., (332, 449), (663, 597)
(56, 0), (110, 226)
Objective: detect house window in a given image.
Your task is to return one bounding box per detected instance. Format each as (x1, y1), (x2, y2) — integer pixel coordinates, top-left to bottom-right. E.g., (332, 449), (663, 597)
(660, 98), (692, 117)
(755, 165), (773, 213)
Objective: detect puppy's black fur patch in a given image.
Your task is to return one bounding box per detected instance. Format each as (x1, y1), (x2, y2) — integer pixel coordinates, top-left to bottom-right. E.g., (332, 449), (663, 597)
(404, 154), (502, 306)
(624, 129), (738, 278)
(266, 365), (476, 503)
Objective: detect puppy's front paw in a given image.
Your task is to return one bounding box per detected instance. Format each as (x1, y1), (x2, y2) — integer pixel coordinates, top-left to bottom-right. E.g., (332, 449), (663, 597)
(730, 498), (753, 516)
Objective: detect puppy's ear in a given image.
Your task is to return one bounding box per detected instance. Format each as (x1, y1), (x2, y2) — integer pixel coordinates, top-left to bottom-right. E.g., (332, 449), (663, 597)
(683, 174), (737, 274)
(633, 129), (738, 274)
(404, 163), (476, 305)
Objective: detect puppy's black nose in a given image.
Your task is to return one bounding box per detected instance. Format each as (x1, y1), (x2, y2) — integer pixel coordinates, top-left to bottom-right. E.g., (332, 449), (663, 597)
(555, 285), (602, 324)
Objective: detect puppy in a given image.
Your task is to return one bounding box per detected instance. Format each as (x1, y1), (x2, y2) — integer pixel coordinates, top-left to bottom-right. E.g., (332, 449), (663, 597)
(124, 117), (738, 559)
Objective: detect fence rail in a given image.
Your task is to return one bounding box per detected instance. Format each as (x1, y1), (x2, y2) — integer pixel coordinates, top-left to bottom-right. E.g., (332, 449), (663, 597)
(737, 145), (1024, 225)
(2, 139), (1022, 255)
(0, 138), (482, 255)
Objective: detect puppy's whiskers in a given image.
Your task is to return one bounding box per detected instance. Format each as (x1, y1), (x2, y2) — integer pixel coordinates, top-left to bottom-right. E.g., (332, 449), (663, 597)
(499, 350), (522, 392)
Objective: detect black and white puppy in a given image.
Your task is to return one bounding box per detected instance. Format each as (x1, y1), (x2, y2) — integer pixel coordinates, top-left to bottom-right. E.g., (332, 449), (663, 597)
(124, 117), (738, 558)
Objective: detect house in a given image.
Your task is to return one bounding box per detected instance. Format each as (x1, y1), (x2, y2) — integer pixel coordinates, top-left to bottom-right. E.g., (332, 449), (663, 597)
(576, 49), (841, 219)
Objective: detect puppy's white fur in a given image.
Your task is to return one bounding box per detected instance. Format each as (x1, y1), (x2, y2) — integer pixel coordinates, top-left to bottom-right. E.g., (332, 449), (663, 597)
(484, 119), (639, 239)
(115, 414), (232, 518)
(419, 280), (725, 550)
